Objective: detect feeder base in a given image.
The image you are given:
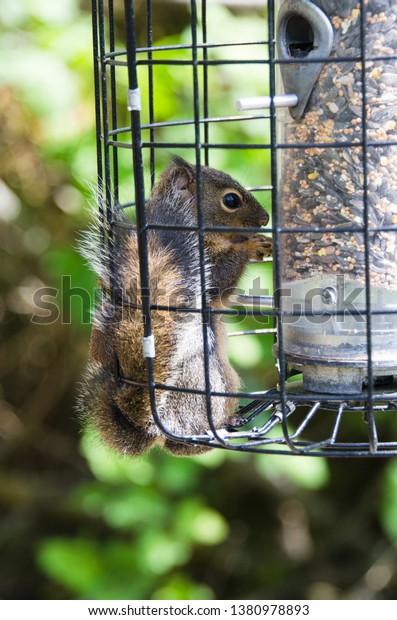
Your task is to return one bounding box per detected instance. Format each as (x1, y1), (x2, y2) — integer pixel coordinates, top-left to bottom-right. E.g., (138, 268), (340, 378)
(286, 359), (397, 395)
(300, 364), (365, 394)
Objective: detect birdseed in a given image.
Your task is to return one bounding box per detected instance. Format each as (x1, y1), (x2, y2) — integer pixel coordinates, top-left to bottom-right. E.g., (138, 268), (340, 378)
(279, 0), (397, 290)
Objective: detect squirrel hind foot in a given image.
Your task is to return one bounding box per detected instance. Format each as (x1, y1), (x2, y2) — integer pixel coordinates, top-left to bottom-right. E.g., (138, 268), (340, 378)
(163, 437), (213, 456)
(107, 401), (158, 456)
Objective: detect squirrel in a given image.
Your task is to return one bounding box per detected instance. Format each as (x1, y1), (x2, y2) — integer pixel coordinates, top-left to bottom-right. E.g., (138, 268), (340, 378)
(79, 156), (272, 456)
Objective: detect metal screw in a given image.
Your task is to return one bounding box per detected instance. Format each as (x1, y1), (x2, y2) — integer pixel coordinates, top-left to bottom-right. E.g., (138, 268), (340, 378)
(321, 286), (338, 305)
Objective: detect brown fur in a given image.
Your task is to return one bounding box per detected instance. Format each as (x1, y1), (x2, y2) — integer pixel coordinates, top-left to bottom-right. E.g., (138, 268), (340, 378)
(79, 157), (272, 456)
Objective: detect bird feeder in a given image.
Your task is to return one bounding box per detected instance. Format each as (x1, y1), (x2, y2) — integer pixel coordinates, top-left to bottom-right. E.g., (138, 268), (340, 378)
(275, 0), (397, 394)
(90, 0), (397, 456)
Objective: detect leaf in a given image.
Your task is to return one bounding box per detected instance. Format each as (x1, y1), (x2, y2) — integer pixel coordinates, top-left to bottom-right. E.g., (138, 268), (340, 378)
(80, 431), (155, 485)
(152, 574), (214, 600)
(175, 499), (229, 545)
(256, 454), (329, 490)
(137, 531), (191, 575)
(37, 538), (102, 595)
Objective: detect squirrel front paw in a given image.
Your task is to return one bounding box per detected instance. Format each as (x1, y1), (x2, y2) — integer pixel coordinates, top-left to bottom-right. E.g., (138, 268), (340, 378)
(246, 234), (273, 260)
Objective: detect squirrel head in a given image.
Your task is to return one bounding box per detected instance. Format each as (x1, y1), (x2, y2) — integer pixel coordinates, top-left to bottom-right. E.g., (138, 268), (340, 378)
(149, 156), (269, 229)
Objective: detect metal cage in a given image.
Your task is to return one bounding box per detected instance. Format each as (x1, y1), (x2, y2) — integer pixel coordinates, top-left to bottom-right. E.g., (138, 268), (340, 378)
(91, 0), (397, 456)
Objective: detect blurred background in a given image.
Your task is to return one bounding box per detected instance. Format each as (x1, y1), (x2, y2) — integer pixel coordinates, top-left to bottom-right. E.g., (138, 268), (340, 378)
(2, 0), (397, 601)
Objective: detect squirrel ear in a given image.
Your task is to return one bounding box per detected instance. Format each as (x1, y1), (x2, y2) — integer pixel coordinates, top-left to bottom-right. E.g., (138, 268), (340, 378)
(170, 156), (196, 191)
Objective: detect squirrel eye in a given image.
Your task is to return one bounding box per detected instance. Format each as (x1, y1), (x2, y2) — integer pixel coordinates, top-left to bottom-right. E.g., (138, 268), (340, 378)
(222, 192), (242, 210)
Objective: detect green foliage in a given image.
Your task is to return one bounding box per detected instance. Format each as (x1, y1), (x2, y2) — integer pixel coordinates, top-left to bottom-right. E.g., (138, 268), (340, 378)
(37, 437), (231, 599)
(152, 574), (214, 600)
(380, 460), (397, 541)
(3, 0), (397, 604)
(37, 538), (104, 598)
(255, 454), (329, 491)
(35, 431), (332, 600)
(227, 261), (276, 389)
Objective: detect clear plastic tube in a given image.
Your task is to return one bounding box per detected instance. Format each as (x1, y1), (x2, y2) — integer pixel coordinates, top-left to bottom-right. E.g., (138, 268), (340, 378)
(276, 0), (397, 393)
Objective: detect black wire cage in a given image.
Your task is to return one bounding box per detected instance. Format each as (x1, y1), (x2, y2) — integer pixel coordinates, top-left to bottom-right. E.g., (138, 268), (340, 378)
(89, 0), (397, 457)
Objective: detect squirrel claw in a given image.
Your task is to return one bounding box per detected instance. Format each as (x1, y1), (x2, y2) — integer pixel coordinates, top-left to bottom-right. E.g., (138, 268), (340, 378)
(248, 234), (273, 260)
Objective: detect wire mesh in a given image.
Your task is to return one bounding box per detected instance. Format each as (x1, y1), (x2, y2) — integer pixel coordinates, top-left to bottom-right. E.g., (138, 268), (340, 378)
(89, 0), (397, 456)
